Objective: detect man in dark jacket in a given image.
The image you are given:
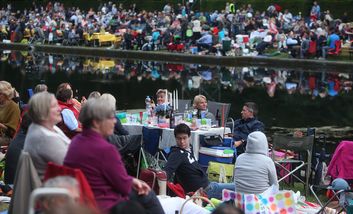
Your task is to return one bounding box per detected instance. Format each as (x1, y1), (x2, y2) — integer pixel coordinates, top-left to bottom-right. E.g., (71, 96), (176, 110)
(233, 102), (264, 155)
(164, 124), (234, 198)
(164, 123), (209, 193)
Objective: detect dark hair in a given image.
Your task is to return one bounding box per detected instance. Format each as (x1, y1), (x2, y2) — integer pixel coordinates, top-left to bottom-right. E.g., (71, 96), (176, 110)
(56, 82), (71, 93)
(212, 204), (244, 214)
(174, 123), (191, 137)
(244, 102), (258, 116)
(56, 88), (72, 102)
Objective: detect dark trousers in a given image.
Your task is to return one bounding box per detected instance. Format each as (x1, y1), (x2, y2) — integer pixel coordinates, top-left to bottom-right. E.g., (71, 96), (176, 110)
(197, 43), (211, 51)
(110, 190), (164, 214)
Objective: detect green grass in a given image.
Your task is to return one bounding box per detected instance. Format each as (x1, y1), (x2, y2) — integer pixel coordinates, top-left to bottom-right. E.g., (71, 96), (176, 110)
(263, 47), (353, 62)
(279, 182), (327, 203)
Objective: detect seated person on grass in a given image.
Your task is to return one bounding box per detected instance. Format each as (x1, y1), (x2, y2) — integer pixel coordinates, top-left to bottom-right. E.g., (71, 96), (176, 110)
(234, 131), (278, 194)
(164, 123), (234, 199)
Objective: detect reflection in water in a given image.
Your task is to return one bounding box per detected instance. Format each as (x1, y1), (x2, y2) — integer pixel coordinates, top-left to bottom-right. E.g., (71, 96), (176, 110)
(1, 50), (353, 143)
(2, 50), (352, 98)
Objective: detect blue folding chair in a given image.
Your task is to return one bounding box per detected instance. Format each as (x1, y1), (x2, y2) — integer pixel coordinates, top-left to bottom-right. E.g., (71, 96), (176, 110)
(28, 88), (34, 98)
(137, 127), (166, 177)
(142, 127), (163, 156)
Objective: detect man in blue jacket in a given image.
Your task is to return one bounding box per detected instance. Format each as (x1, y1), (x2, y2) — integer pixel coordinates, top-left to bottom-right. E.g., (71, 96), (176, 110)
(322, 28), (340, 58)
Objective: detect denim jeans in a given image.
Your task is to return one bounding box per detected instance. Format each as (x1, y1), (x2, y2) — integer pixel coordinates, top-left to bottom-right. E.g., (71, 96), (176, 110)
(205, 182), (235, 199)
(322, 46), (330, 58)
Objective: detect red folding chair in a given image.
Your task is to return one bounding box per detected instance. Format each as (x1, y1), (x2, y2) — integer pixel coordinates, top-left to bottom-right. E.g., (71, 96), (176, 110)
(44, 162), (97, 209)
(328, 40), (342, 56)
(308, 40), (317, 56)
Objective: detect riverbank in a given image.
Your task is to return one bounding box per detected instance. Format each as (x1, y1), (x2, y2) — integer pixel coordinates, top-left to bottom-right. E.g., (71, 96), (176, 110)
(1, 42), (353, 73)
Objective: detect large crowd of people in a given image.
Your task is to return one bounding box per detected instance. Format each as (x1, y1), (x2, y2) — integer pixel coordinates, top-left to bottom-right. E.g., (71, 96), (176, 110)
(1, 1), (353, 213)
(0, 1), (352, 58)
(0, 78), (275, 213)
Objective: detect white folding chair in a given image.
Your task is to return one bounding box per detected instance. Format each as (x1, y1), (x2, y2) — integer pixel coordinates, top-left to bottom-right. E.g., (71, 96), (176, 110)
(271, 135), (314, 195)
(28, 187), (74, 214)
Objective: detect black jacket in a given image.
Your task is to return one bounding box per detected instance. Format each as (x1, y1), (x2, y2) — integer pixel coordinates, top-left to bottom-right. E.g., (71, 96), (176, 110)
(114, 118), (129, 135)
(4, 130), (26, 184)
(164, 146), (209, 193)
(233, 117), (264, 154)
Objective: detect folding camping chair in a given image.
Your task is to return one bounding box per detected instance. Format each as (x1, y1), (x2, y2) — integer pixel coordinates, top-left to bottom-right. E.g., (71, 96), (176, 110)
(29, 187), (74, 214)
(328, 40), (342, 56)
(207, 101), (233, 130)
(44, 162), (97, 209)
(177, 99), (192, 112)
(310, 178), (353, 214)
(207, 101), (231, 121)
(9, 151), (42, 214)
(271, 135), (314, 195)
(137, 127), (167, 177)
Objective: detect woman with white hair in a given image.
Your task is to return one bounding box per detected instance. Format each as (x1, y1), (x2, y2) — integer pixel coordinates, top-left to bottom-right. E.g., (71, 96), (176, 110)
(0, 81), (21, 146)
(64, 99), (164, 214)
(99, 93), (129, 135)
(24, 92), (70, 179)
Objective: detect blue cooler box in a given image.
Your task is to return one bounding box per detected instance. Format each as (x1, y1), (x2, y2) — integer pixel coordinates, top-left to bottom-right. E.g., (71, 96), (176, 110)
(198, 146), (235, 166)
(223, 137), (234, 147)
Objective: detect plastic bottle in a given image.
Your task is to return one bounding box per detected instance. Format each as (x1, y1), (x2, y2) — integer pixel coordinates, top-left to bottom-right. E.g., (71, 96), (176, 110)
(183, 103), (189, 122)
(191, 109), (198, 129)
(145, 96), (152, 116)
(169, 108), (175, 129)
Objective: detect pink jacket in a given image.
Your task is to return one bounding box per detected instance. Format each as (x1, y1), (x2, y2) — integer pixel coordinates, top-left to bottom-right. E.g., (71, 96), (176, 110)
(327, 141), (353, 180)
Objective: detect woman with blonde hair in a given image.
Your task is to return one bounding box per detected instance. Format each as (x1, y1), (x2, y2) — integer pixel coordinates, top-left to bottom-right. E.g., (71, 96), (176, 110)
(192, 94), (215, 124)
(155, 89), (167, 105)
(0, 81), (21, 146)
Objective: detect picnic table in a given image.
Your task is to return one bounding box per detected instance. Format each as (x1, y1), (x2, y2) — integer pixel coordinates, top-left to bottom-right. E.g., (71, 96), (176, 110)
(83, 32), (122, 47)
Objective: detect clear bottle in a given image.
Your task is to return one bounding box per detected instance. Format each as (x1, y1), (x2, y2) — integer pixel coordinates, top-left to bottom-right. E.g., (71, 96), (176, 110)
(183, 103), (189, 122)
(145, 96), (152, 117)
(191, 109), (198, 129)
